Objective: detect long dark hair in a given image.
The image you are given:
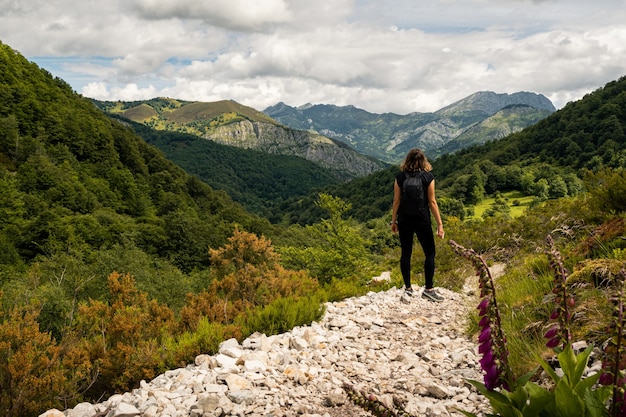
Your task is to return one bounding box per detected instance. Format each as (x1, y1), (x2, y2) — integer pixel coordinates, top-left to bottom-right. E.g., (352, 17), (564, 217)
(400, 148), (432, 172)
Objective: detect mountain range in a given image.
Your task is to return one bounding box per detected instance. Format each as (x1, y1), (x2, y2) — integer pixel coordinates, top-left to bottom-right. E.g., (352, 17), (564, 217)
(263, 91), (556, 163)
(93, 98), (386, 179)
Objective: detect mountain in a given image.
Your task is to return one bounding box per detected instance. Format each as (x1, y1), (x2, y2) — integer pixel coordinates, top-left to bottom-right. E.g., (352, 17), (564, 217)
(93, 98), (387, 179)
(263, 91), (556, 163)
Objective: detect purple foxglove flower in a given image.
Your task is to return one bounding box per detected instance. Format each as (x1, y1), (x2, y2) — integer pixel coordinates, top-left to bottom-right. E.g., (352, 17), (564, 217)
(543, 324), (559, 339)
(546, 337), (560, 348)
(483, 363), (501, 390)
(477, 297), (490, 316)
(479, 315), (490, 327)
(549, 309), (560, 320)
(480, 350), (494, 367)
(478, 342), (491, 354)
(478, 326), (492, 344)
(599, 372), (613, 386)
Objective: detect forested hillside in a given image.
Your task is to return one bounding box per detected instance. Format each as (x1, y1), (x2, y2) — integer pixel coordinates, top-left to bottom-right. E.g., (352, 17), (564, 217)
(93, 98), (387, 179)
(0, 42), (273, 275)
(115, 117), (341, 220)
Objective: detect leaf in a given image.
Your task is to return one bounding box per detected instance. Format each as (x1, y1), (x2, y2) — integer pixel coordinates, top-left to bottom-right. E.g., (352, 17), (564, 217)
(566, 346), (593, 387)
(466, 380), (523, 417)
(556, 346), (579, 385)
(536, 354), (561, 384)
(512, 368), (540, 390)
(583, 385), (612, 417)
(554, 380), (584, 417)
(520, 382), (554, 416)
(574, 371), (601, 399)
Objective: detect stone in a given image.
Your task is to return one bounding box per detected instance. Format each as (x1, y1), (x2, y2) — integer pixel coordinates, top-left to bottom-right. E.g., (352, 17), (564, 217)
(38, 411), (64, 417)
(66, 402), (96, 417)
(107, 402), (140, 417)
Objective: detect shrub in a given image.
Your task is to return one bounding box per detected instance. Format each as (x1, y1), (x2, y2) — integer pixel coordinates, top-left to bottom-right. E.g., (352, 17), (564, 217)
(241, 294), (325, 336)
(0, 296), (68, 416)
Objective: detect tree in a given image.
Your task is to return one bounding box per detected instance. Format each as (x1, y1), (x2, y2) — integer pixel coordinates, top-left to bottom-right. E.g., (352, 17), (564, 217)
(482, 192), (511, 219)
(72, 272), (175, 394)
(280, 193), (373, 284)
(180, 228), (318, 330)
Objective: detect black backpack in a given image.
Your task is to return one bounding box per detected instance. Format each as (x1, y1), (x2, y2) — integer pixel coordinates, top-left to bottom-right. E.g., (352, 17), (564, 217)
(401, 171), (427, 210)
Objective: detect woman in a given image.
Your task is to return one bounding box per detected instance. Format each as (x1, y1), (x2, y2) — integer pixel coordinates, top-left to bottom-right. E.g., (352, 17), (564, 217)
(390, 148), (445, 302)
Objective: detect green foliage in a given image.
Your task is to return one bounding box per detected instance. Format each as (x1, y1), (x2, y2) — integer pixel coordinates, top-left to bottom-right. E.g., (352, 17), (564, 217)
(462, 348), (612, 417)
(585, 168), (626, 214)
(0, 41), (271, 309)
(240, 294), (325, 336)
(482, 192), (512, 219)
(280, 193), (374, 283)
(162, 317), (238, 367)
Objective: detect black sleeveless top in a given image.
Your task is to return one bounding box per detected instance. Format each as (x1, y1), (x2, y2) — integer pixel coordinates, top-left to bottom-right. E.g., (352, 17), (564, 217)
(396, 170), (434, 224)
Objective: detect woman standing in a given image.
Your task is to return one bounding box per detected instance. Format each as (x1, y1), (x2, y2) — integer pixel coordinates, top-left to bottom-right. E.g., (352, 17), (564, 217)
(390, 148), (445, 302)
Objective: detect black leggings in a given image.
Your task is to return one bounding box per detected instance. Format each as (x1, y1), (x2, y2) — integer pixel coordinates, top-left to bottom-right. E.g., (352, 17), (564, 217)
(398, 217), (436, 290)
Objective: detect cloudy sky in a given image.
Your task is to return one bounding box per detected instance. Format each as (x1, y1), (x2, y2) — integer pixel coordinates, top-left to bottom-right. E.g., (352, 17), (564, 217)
(1, 0), (625, 114)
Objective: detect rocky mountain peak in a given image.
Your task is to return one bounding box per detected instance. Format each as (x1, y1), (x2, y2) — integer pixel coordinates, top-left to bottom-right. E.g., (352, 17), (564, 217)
(437, 91), (556, 117)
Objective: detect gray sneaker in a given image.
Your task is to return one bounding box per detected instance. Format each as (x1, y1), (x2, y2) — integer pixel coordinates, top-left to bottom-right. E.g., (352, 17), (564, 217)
(422, 289), (444, 302)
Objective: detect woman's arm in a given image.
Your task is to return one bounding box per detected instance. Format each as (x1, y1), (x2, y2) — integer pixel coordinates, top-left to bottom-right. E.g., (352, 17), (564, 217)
(390, 180), (401, 233)
(427, 180), (445, 238)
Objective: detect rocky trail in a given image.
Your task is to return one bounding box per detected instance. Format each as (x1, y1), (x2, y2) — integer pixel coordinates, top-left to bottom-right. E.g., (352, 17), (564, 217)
(41, 272), (499, 417)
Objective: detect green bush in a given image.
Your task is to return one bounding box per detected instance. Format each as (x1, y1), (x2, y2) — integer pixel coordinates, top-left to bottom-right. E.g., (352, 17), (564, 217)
(241, 294), (325, 336)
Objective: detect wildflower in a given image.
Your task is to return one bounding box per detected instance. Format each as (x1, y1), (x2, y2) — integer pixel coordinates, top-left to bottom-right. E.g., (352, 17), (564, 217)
(544, 235), (573, 351)
(450, 240), (514, 391)
(599, 269), (626, 416)
(543, 324), (559, 339)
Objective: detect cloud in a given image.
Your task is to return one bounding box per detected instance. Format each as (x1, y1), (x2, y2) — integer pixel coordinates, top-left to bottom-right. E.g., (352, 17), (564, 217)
(128, 0), (292, 31)
(83, 82), (158, 101)
(1, 0), (625, 114)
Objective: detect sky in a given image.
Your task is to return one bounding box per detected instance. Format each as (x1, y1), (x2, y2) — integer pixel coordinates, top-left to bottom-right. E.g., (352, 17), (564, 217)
(1, 0), (626, 115)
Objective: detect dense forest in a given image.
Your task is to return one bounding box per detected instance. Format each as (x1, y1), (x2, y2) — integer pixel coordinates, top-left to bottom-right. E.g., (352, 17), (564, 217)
(119, 118), (342, 221)
(1, 40), (626, 417)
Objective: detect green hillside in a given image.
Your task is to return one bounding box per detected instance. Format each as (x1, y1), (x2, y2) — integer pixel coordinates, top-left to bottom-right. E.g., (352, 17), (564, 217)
(121, 117), (341, 220)
(0, 40), (276, 307)
(95, 97), (279, 134)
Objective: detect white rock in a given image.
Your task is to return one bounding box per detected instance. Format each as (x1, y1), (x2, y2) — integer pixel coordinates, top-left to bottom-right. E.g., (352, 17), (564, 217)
(108, 402), (140, 417)
(66, 402), (96, 417)
(38, 411), (64, 417)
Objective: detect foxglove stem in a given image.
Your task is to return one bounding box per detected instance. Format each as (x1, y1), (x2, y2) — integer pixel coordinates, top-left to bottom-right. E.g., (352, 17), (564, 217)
(545, 235), (573, 350)
(600, 269), (626, 417)
(450, 240), (513, 391)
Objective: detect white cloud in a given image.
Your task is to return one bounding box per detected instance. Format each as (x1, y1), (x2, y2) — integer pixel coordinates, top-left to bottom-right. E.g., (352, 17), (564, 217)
(1, 0), (625, 114)
(128, 0), (292, 31)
